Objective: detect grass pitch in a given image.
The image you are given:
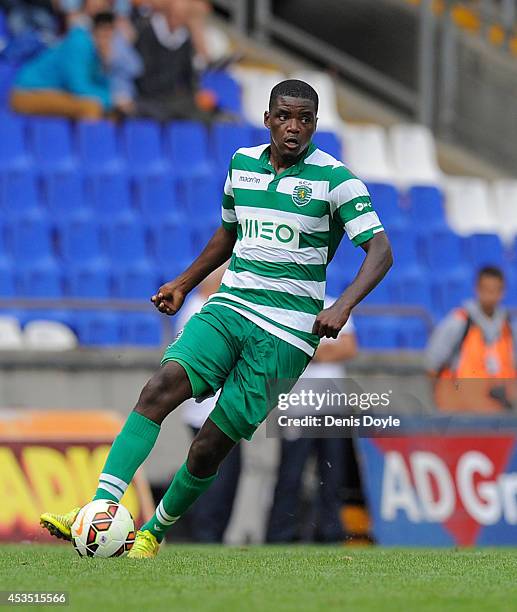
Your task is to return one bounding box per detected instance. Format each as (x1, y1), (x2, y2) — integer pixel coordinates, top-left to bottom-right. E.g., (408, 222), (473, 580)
(1, 544), (516, 611)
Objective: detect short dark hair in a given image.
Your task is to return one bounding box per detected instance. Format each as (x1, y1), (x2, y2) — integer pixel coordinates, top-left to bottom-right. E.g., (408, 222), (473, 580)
(269, 79), (319, 113)
(477, 266), (505, 283)
(93, 11), (115, 28)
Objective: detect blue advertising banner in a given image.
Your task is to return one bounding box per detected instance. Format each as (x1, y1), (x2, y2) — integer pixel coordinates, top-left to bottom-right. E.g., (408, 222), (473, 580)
(357, 432), (517, 546)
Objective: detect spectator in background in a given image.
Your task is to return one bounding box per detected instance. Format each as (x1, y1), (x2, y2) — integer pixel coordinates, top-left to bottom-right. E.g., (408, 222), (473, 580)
(11, 11), (116, 118)
(266, 302), (358, 544)
(177, 266), (242, 543)
(134, 0), (217, 121)
(187, 0), (239, 71)
(61, 0), (142, 115)
(426, 266), (517, 412)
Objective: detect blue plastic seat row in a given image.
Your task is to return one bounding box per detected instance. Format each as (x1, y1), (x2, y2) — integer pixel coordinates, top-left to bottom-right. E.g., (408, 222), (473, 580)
(0, 258), (168, 300)
(0, 169), (224, 223)
(0, 114), (265, 175)
(0, 217), (198, 266)
(0, 308), (163, 346)
(0, 110), (348, 180)
(354, 315), (429, 350)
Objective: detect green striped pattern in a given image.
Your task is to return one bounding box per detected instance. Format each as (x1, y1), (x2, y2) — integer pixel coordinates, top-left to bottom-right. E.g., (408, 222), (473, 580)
(214, 142), (384, 356)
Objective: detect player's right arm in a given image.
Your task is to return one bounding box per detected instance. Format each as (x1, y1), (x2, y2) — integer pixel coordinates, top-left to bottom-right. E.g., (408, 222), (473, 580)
(152, 168), (237, 316)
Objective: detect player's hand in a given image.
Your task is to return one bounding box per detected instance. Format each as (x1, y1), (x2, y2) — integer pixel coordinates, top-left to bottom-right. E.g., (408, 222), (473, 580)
(312, 304), (351, 339)
(151, 281), (186, 316)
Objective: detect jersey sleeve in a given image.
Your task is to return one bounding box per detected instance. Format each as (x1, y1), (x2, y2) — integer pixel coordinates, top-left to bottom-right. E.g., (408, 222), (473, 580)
(221, 160), (237, 231)
(328, 166), (384, 246)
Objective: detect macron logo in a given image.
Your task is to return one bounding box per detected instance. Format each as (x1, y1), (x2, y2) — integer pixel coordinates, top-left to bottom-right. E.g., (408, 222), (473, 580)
(239, 175), (261, 184)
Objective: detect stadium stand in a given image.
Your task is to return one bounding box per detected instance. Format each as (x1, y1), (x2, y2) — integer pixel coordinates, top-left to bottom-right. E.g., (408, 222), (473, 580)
(0, 100), (513, 349)
(0, 25), (514, 349)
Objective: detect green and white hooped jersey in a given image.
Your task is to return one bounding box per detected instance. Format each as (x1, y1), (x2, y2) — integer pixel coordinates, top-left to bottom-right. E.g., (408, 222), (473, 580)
(208, 142), (384, 357)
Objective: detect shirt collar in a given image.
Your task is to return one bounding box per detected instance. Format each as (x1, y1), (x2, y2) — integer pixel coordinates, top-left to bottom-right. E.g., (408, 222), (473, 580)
(260, 141), (316, 176)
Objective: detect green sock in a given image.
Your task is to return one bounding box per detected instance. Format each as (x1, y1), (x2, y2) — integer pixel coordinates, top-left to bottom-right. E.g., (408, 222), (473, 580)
(142, 462), (217, 542)
(93, 411), (160, 502)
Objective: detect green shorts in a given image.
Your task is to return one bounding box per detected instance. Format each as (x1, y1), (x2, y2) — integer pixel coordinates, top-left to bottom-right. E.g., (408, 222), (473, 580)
(161, 303), (310, 442)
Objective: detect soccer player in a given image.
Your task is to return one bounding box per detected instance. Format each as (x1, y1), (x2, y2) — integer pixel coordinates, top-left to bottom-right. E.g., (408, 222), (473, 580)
(40, 79), (393, 557)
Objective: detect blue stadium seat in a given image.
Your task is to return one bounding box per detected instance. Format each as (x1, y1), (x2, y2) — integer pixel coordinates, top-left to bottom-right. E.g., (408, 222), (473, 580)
(29, 117), (76, 172)
(45, 171), (87, 219)
(0, 112), (30, 171)
(390, 266), (433, 311)
(190, 221), (220, 256)
(10, 216), (53, 263)
(72, 311), (122, 346)
(112, 260), (161, 300)
(122, 120), (169, 176)
(1, 169), (41, 218)
(362, 276), (392, 304)
(17, 309), (74, 328)
(421, 228), (466, 271)
(387, 223), (419, 269)
(313, 131), (342, 160)
(65, 261), (111, 298)
(253, 127), (269, 145)
(16, 257), (63, 297)
(165, 121), (211, 178)
(325, 243), (364, 299)
(201, 71), (242, 114)
(106, 216), (148, 265)
(504, 267), (517, 306)
(366, 182), (404, 227)
(431, 267), (473, 316)
(464, 233), (506, 269)
(325, 266), (347, 298)
(0, 62), (19, 108)
(152, 220), (194, 270)
(354, 315), (400, 350)
(88, 171), (133, 219)
(211, 123), (254, 171)
(0, 220), (7, 253)
(0, 257), (15, 296)
(184, 174), (221, 222)
(408, 185), (446, 227)
(59, 217), (103, 264)
(77, 120), (123, 173)
(398, 317), (429, 349)
(134, 174), (180, 220)
(123, 312), (162, 346)
(333, 238), (366, 272)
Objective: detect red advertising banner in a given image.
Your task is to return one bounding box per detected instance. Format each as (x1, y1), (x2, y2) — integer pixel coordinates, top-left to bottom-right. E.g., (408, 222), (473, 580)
(0, 409), (155, 542)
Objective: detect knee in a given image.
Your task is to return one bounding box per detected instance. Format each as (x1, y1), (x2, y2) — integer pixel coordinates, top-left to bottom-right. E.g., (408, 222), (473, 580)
(136, 365), (183, 420)
(187, 437), (220, 477)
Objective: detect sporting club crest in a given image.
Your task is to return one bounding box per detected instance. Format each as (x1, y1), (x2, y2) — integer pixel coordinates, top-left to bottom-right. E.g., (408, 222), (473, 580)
(292, 184), (313, 207)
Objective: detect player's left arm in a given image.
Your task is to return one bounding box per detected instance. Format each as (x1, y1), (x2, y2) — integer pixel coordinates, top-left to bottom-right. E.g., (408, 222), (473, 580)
(313, 171), (393, 339)
(314, 234), (392, 338)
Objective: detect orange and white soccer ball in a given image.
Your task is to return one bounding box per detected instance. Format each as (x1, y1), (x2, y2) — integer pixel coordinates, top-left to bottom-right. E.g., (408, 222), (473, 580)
(71, 500), (135, 558)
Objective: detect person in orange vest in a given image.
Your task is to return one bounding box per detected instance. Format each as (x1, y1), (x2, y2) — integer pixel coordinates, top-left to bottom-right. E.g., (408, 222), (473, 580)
(426, 266), (516, 412)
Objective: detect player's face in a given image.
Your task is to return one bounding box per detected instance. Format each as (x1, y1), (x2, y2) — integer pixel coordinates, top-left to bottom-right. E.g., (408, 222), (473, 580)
(476, 275), (505, 315)
(265, 96), (317, 159)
